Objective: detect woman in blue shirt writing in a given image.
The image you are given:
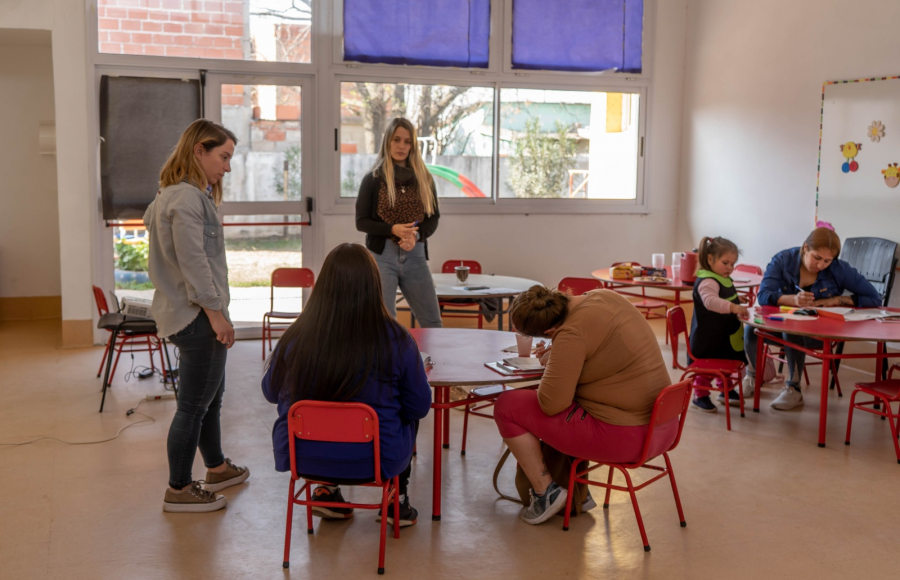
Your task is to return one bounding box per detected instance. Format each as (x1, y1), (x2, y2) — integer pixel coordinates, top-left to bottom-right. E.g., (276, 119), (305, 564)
(742, 227), (880, 410)
(262, 243), (432, 527)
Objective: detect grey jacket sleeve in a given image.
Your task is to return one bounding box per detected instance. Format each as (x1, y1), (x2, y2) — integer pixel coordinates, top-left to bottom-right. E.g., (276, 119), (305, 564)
(167, 192), (224, 312)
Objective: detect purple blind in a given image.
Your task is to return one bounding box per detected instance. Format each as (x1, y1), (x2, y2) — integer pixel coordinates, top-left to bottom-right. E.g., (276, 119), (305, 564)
(512, 0), (643, 73)
(344, 0), (490, 68)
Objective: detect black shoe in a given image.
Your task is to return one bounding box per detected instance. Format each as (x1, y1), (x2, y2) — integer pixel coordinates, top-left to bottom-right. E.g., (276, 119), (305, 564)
(716, 389), (742, 407)
(377, 496), (418, 527)
(691, 396), (717, 413)
(311, 486), (354, 519)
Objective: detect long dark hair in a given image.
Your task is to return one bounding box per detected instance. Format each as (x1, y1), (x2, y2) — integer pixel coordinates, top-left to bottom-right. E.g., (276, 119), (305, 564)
(268, 243), (409, 403)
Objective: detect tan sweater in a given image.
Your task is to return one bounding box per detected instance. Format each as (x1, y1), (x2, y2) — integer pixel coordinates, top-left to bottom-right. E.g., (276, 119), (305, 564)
(538, 290), (671, 426)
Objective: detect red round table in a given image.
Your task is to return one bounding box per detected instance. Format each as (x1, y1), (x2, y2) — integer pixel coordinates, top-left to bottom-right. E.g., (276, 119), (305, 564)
(743, 306), (900, 447)
(408, 328), (542, 521)
(592, 267), (763, 306)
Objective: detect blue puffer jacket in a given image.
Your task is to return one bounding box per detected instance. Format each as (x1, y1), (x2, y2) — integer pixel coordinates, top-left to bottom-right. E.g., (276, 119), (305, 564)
(261, 329), (432, 480)
(756, 247), (881, 308)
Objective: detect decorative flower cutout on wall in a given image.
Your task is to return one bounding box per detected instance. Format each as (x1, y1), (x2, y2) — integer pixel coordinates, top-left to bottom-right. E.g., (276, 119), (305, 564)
(867, 120), (885, 142)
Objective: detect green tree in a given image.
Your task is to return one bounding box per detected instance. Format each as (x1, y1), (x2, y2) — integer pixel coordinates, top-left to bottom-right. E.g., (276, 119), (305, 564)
(506, 119), (576, 198)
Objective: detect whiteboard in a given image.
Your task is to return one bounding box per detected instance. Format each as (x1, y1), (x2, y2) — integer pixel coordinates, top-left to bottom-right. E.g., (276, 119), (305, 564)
(817, 76), (900, 240)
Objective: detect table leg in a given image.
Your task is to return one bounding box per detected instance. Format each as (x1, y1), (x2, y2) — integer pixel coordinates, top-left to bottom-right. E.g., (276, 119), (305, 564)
(432, 386), (444, 521)
(754, 330), (765, 412)
(442, 391), (450, 449)
(817, 341), (832, 448)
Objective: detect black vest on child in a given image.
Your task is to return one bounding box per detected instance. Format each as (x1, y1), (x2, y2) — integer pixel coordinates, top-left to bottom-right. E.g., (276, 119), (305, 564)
(689, 270), (747, 362)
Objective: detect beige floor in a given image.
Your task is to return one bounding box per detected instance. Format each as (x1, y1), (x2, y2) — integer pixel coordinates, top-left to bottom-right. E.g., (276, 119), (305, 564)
(2, 315), (899, 580)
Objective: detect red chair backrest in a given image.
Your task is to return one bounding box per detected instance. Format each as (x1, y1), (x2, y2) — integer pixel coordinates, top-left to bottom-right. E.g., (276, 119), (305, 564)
(92, 285), (109, 316)
(442, 260), (482, 274)
(287, 400), (383, 484)
(666, 306), (692, 370)
(634, 379), (693, 465)
(272, 267), (315, 289)
(735, 264), (762, 275)
(558, 277), (603, 296)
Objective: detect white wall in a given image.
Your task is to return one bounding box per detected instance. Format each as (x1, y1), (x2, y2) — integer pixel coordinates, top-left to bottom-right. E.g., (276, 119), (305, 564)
(0, 38), (60, 298)
(0, 0), (94, 325)
(317, 0), (689, 287)
(678, 0), (900, 272)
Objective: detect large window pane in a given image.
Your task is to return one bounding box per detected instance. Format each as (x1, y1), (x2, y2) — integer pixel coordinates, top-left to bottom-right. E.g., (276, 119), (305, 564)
(343, 0), (489, 68)
(222, 83), (302, 203)
(499, 89), (640, 200)
(97, 0), (311, 63)
(340, 82), (494, 199)
(512, 0), (643, 73)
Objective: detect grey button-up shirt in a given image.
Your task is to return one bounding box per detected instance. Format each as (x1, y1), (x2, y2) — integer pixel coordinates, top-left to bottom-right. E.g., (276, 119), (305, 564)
(143, 182), (231, 338)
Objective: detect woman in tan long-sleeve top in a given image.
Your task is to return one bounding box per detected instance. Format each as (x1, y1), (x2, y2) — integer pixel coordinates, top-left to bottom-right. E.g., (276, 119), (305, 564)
(493, 286), (675, 525)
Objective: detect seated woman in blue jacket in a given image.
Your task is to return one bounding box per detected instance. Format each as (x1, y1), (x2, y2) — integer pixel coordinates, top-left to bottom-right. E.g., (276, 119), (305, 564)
(262, 243), (432, 526)
(742, 227), (880, 410)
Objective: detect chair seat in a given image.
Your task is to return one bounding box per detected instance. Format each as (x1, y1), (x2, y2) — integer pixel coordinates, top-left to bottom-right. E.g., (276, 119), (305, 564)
(97, 312), (157, 334)
(687, 358), (745, 374)
(265, 311), (301, 320)
(439, 300), (480, 308)
(854, 379), (900, 400)
(631, 299), (666, 309)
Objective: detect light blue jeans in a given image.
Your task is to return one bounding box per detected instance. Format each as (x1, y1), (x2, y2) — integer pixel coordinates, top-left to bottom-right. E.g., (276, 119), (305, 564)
(372, 240), (443, 328)
(744, 324), (823, 388)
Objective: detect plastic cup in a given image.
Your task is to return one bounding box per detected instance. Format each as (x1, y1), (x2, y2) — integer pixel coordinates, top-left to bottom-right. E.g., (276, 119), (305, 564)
(516, 334), (533, 357)
(672, 252), (684, 268)
(455, 266), (470, 284)
(651, 253), (665, 269)
(672, 265), (682, 280)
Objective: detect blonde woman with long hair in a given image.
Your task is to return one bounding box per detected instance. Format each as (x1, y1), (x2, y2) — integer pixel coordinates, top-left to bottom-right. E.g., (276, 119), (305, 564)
(355, 117), (442, 327)
(144, 119), (249, 513)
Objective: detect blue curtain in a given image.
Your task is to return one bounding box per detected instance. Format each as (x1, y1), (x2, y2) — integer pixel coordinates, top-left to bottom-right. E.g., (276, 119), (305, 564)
(512, 0), (643, 73)
(344, 0), (490, 68)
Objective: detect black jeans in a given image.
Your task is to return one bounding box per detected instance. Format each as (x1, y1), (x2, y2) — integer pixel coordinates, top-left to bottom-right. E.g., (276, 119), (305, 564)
(166, 311), (227, 489)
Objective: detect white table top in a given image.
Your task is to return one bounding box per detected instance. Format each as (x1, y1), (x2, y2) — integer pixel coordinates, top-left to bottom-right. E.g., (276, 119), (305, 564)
(397, 273), (542, 299)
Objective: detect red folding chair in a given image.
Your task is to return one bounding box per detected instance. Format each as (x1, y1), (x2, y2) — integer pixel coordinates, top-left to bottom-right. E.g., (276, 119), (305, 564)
(92, 285), (163, 381)
(438, 260), (484, 328)
(263, 268), (315, 360)
(846, 363), (900, 464)
(283, 401), (401, 574)
(667, 306), (746, 430)
(562, 379), (692, 552)
(608, 262), (667, 320)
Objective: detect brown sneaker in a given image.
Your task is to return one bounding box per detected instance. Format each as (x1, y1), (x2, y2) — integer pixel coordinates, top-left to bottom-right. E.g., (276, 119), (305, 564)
(163, 481), (227, 513)
(203, 458), (250, 492)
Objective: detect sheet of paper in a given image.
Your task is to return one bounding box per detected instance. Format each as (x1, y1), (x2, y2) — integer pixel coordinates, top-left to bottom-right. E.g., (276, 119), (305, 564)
(843, 311), (890, 322)
(816, 307), (856, 316)
(502, 357), (545, 371)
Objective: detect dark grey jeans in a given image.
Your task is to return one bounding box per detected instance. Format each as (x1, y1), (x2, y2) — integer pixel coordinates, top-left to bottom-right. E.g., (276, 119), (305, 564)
(373, 239), (442, 328)
(166, 310), (227, 489)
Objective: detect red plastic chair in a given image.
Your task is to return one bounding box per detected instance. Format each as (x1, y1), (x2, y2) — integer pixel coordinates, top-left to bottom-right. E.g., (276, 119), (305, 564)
(608, 262), (667, 320)
(438, 260), (484, 329)
(734, 264), (761, 306)
(845, 363), (900, 464)
(262, 268), (315, 360)
(667, 306), (746, 430)
(562, 379), (692, 552)
(558, 277), (604, 296)
(92, 285), (163, 381)
(283, 400), (400, 574)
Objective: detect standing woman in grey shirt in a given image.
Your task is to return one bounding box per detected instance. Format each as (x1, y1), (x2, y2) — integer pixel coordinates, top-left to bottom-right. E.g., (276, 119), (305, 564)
(144, 119), (249, 513)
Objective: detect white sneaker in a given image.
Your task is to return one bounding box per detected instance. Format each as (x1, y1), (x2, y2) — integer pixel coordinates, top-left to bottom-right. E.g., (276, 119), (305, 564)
(771, 386), (803, 410)
(742, 375), (755, 398)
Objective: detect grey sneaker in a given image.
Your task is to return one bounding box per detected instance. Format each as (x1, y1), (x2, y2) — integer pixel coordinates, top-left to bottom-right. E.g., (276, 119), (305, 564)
(203, 458), (250, 492)
(771, 386), (803, 410)
(521, 481), (568, 525)
(582, 490), (597, 512)
(163, 481), (226, 513)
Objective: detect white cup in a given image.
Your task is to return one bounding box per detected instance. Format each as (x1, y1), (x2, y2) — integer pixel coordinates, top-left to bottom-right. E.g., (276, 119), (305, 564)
(672, 252), (684, 268)
(672, 265), (682, 280)
(516, 334), (534, 357)
(651, 253), (665, 269)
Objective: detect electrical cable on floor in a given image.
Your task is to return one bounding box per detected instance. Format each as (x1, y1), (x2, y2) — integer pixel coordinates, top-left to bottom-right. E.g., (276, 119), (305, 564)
(0, 399), (157, 447)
